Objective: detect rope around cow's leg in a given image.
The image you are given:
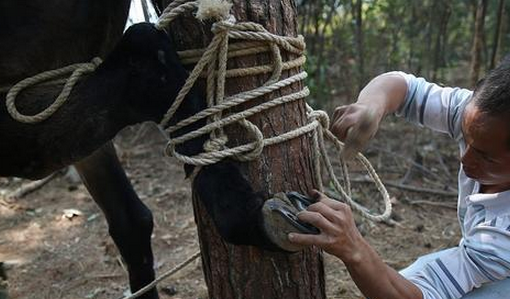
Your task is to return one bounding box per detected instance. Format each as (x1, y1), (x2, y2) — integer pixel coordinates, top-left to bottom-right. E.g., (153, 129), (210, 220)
(156, 0), (392, 222)
(119, 0), (392, 297)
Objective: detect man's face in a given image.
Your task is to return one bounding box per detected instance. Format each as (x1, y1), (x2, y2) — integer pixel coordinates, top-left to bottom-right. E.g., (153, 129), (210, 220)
(461, 101), (510, 190)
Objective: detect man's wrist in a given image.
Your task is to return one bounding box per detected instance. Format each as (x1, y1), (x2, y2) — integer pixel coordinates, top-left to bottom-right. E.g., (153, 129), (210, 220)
(338, 235), (372, 266)
(356, 97), (387, 122)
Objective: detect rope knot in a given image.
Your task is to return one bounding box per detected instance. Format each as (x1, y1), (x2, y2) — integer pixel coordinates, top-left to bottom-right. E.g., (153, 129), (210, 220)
(308, 109), (330, 129)
(211, 16), (236, 34)
(203, 133), (228, 152)
(234, 119), (264, 161)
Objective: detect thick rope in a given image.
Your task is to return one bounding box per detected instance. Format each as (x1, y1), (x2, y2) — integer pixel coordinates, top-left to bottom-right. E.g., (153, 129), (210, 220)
(120, 2), (394, 298)
(155, 0), (392, 223)
(5, 58), (102, 123)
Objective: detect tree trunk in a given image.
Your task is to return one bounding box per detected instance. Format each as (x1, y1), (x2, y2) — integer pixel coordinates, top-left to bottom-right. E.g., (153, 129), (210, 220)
(470, 0), (487, 87)
(310, 1), (323, 56)
(162, 1), (326, 298)
(432, 0), (451, 81)
(352, 0), (364, 91)
(490, 0), (505, 69)
(425, 0), (437, 78)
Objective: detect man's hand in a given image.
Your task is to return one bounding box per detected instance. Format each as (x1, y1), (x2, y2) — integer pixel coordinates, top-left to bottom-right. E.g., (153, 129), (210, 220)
(330, 72), (409, 159)
(288, 190), (423, 299)
(330, 103), (383, 160)
(287, 190), (365, 263)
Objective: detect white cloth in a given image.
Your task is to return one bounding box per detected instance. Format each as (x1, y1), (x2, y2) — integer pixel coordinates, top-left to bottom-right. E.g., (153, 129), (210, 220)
(387, 71), (510, 299)
(401, 248), (510, 299)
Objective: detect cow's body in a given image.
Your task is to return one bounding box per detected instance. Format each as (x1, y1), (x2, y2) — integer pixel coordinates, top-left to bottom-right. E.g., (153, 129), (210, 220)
(0, 1), (199, 297)
(1, 1), (308, 298)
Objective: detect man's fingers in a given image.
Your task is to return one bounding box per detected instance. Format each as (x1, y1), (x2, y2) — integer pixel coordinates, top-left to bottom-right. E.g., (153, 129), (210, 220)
(288, 232), (323, 246)
(306, 202), (342, 224)
(308, 190), (349, 212)
(310, 197), (347, 212)
(332, 105), (348, 124)
(297, 211), (337, 233)
(330, 105), (380, 159)
(341, 127), (363, 160)
(340, 111), (378, 160)
(331, 115), (355, 141)
(309, 189), (327, 201)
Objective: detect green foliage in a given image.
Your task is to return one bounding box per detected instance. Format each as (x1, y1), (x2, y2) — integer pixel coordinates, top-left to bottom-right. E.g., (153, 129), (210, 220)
(298, 0), (508, 106)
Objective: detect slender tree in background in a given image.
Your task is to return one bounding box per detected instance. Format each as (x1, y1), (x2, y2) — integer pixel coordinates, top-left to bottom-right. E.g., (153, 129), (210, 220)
(352, 0), (364, 90)
(431, 0), (452, 81)
(155, 0), (326, 298)
(470, 0), (487, 87)
(490, 0), (505, 69)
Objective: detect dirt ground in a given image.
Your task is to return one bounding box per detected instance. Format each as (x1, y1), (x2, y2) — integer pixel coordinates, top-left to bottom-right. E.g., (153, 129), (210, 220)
(0, 116), (462, 299)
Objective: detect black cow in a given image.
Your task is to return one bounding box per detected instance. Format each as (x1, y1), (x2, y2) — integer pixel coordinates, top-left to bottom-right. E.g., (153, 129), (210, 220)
(0, 1), (314, 298)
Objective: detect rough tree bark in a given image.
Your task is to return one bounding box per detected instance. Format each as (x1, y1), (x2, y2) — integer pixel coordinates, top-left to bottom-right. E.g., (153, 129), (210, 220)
(162, 0), (326, 298)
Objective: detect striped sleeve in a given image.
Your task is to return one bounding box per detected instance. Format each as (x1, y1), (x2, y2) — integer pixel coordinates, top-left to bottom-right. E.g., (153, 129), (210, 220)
(387, 71), (473, 140)
(406, 217), (510, 299)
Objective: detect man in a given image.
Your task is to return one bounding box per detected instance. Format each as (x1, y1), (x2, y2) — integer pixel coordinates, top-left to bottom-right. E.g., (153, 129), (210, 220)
(288, 57), (510, 299)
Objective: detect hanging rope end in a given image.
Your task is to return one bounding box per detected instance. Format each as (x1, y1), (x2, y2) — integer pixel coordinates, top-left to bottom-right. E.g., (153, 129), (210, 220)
(195, 0), (232, 21)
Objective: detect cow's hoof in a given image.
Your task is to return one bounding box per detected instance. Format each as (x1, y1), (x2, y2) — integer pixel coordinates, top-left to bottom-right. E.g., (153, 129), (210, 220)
(261, 192), (320, 252)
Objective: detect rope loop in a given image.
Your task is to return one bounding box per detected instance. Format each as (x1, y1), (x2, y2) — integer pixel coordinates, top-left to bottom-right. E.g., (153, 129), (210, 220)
(308, 109), (330, 130)
(234, 119), (264, 161)
(5, 57), (102, 124)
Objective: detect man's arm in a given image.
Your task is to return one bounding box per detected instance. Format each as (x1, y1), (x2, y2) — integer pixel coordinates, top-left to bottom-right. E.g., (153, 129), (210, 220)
(330, 72), (408, 158)
(332, 71), (473, 158)
(288, 191), (423, 299)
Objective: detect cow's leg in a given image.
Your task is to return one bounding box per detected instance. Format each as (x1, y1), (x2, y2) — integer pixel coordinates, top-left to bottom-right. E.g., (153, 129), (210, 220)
(74, 141), (158, 299)
(193, 159), (317, 252)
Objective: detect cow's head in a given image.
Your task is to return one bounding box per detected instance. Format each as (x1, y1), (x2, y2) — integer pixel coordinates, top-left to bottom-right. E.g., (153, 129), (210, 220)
(97, 22), (204, 126)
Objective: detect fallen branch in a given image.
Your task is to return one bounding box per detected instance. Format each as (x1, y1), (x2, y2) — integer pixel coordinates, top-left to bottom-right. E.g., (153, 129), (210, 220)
(0, 197), (22, 210)
(406, 200), (457, 210)
(368, 145), (456, 189)
(350, 177), (457, 197)
(6, 172), (59, 200)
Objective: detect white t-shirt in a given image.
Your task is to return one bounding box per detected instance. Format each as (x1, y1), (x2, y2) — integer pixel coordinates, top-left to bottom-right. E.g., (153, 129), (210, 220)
(390, 71), (510, 299)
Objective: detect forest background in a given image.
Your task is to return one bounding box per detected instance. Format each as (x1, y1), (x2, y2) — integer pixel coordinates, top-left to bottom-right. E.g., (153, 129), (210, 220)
(299, 0), (507, 110)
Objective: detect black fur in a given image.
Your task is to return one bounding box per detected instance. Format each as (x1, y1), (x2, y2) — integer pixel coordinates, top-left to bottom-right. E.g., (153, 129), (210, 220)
(193, 160), (281, 251)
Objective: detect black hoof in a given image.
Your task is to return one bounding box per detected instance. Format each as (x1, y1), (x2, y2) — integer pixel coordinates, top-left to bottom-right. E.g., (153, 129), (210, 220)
(262, 192), (320, 252)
